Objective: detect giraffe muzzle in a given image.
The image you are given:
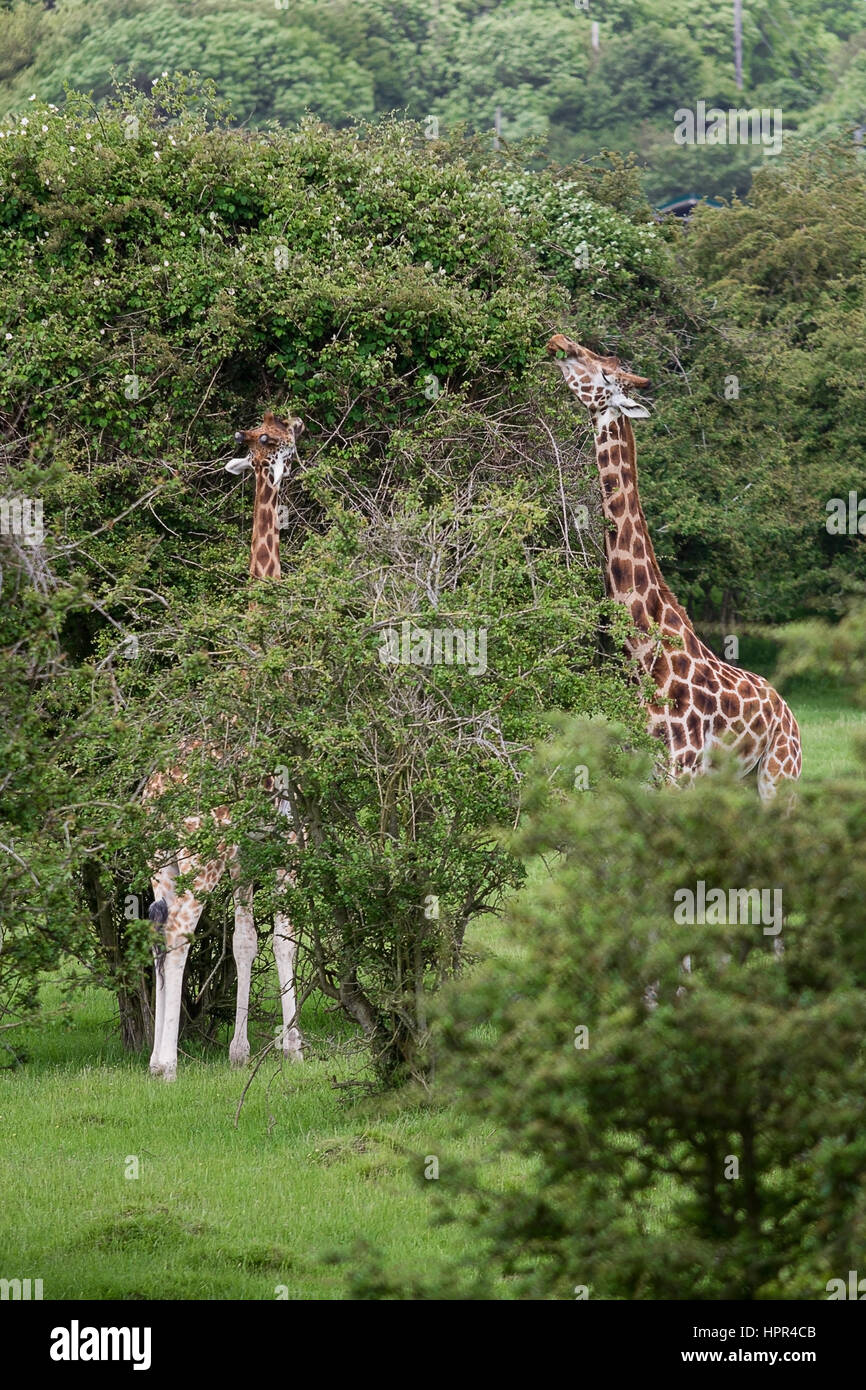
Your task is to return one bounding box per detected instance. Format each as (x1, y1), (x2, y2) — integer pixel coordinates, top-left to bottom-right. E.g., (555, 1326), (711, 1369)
(546, 333), (576, 358)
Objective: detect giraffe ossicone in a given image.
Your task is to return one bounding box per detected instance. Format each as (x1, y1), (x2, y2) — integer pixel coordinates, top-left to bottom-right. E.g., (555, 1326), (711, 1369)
(145, 411), (305, 1081)
(546, 333), (801, 799)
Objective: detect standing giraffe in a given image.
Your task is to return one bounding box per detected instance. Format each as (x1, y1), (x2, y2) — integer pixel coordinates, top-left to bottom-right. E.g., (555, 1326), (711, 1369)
(546, 334), (801, 798)
(145, 411), (305, 1080)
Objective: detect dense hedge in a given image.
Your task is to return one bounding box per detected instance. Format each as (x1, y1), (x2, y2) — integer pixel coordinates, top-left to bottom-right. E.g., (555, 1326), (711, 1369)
(351, 712), (866, 1298)
(0, 83), (652, 1062)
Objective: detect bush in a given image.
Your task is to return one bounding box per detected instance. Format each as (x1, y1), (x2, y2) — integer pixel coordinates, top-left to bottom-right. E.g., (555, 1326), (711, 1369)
(381, 718), (866, 1298)
(0, 81), (649, 1067)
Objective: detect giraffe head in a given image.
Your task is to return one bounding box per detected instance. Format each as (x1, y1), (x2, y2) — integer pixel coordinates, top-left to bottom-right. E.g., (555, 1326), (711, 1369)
(225, 411), (304, 487)
(546, 334), (650, 425)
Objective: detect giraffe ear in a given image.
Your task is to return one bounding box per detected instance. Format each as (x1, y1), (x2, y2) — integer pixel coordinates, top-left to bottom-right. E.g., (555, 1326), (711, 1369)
(225, 455), (253, 474)
(612, 386), (650, 419)
(618, 398), (651, 419)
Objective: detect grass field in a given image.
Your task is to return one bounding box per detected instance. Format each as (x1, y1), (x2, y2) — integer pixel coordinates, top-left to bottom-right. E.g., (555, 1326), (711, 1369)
(2, 685), (864, 1300)
(790, 686), (866, 784)
(0, 975), (528, 1299)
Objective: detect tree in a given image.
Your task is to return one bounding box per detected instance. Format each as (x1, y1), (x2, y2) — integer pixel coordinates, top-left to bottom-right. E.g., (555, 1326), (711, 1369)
(350, 714), (866, 1297)
(0, 81), (648, 1071)
(2, 0), (864, 204)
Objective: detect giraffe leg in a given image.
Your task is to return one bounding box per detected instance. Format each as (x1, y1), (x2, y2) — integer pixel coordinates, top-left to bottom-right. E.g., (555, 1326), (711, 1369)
(150, 953), (167, 1076)
(148, 859), (178, 1076)
(155, 926), (193, 1083)
(228, 858), (258, 1067)
(152, 848), (224, 1081)
(273, 867), (303, 1061)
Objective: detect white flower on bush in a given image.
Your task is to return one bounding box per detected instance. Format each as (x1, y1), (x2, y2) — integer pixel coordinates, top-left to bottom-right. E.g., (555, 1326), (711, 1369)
(494, 174), (662, 291)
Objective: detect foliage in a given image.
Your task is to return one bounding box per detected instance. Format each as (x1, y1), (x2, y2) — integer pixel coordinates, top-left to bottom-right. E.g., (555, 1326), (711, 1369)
(774, 602), (866, 706)
(2, 78), (865, 1078)
(0, 547), (96, 1044)
(353, 714), (866, 1297)
(671, 140), (866, 618)
(0, 82), (649, 1068)
(494, 167), (667, 300)
(2, 16), (865, 632)
(2, 0), (866, 201)
(489, 141), (866, 627)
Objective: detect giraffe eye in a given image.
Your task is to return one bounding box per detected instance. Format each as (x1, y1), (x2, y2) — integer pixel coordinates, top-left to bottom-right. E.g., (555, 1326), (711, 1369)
(259, 434), (270, 445)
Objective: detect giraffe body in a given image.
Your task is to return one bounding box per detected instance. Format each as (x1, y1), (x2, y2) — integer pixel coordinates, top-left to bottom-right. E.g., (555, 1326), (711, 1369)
(547, 335), (801, 798)
(145, 413), (305, 1080)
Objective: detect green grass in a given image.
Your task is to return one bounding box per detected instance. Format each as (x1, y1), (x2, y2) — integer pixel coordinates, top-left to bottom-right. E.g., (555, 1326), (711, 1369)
(0, 975), (527, 1299)
(704, 633), (866, 786)
(1, 688), (862, 1300)
(788, 683), (866, 784)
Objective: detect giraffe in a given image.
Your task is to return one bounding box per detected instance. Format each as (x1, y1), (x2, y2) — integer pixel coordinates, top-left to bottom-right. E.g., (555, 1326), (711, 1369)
(145, 411), (305, 1080)
(546, 334), (801, 799)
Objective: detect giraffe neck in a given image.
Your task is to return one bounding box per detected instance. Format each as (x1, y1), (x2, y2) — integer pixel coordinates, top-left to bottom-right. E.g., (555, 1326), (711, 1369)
(593, 414), (696, 661)
(250, 474), (281, 580)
